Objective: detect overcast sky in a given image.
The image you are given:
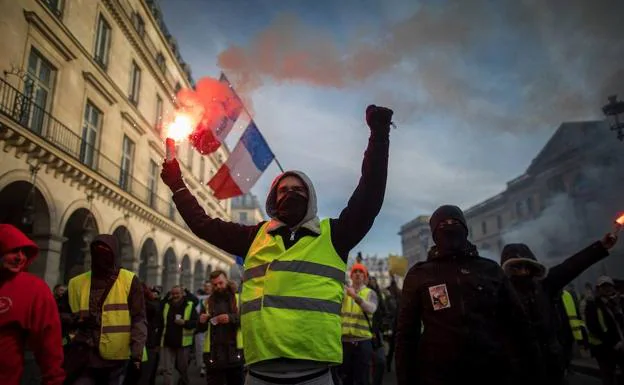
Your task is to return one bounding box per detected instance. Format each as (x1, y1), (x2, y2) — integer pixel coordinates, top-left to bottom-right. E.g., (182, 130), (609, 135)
(158, 0), (624, 257)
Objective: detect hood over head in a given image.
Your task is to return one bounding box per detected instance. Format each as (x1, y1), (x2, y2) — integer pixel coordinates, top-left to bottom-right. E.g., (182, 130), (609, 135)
(597, 275), (615, 287)
(500, 243), (548, 279)
(90, 234), (121, 277)
(265, 170), (320, 234)
(0, 224), (39, 269)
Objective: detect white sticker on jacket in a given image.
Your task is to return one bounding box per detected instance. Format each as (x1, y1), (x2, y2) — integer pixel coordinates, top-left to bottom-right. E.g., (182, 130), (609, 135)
(429, 284), (451, 311)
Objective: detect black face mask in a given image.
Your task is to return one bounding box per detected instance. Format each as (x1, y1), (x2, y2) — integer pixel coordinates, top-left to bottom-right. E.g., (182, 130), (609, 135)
(275, 191), (308, 228)
(91, 247), (116, 277)
(510, 275), (536, 291)
(434, 224), (468, 253)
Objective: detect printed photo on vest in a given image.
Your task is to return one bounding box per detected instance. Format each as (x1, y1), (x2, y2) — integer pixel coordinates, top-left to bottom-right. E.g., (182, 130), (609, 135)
(429, 284), (451, 311)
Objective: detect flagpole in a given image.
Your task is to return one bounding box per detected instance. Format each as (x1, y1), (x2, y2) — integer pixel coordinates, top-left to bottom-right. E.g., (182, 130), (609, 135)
(221, 72), (285, 173)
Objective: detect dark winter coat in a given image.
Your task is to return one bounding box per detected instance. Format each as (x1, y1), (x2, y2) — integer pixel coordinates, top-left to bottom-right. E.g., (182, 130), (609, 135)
(170, 129), (389, 374)
(145, 299), (162, 349)
(396, 243), (542, 385)
(61, 234), (147, 367)
(197, 282), (243, 368)
(502, 241), (609, 382)
(585, 295), (624, 356)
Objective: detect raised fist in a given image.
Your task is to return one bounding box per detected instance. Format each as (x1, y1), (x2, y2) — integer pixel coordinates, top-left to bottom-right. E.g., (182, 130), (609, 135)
(366, 105), (394, 132)
(160, 158), (185, 192)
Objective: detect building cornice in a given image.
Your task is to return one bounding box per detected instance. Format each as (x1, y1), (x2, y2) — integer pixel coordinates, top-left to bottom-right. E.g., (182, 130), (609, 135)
(82, 72), (118, 105)
(138, 0), (193, 87)
(148, 139), (165, 157)
(121, 111), (147, 136)
(103, 0), (186, 96)
(23, 10), (77, 61)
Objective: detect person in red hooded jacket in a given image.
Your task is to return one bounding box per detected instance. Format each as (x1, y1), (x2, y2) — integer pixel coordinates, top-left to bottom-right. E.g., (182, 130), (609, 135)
(0, 224), (65, 385)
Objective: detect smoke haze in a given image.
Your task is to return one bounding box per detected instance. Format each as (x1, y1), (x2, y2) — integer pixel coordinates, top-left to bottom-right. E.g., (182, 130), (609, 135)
(218, 1), (624, 132)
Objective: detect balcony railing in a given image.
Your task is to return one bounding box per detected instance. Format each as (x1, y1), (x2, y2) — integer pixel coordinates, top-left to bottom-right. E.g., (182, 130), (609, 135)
(0, 77), (184, 225)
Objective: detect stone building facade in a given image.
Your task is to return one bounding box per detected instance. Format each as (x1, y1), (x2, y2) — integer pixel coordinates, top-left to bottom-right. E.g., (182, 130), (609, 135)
(0, 0), (235, 291)
(400, 121), (624, 289)
(231, 192), (265, 225)
(464, 121), (624, 288)
(398, 215), (433, 268)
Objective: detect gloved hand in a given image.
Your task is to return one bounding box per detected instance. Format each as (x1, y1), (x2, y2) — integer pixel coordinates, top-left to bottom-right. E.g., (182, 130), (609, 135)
(366, 105), (394, 134)
(160, 158), (185, 192)
(601, 232), (618, 250)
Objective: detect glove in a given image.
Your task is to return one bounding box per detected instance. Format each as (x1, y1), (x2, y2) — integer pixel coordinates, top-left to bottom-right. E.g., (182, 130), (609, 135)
(366, 105), (394, 134)
(601, 232), (618, 250)
(160, 158), (185, 192)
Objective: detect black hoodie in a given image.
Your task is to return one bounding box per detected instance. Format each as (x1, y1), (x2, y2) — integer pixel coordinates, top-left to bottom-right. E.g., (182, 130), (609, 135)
(61, 235), (147, 366)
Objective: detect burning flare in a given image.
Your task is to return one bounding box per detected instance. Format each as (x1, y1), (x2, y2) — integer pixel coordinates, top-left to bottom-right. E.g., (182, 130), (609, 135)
(166, 113), (194, 142)
(616, 213), (624, 227)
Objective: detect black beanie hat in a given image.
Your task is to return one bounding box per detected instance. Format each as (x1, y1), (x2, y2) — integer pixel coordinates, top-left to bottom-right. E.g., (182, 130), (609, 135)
(429, 205), (468, 234)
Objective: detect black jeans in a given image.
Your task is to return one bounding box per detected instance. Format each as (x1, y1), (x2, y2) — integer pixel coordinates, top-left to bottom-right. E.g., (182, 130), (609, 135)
(138, 348), (160, 385)
(371, 346), (385, 385)
(340, 340), (373, 385)
(73, 364), (127, 385)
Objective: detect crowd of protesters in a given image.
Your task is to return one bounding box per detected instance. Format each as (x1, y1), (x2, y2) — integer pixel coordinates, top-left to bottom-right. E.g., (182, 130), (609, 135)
(1, 104), (622, 385)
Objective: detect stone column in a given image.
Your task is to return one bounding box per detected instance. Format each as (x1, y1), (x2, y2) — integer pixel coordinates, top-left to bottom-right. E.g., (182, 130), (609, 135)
(31, 233), (67, 288)
(147, 260), (163, 286)
(166, 269), (180, 291)
(120, 243), (136, 272)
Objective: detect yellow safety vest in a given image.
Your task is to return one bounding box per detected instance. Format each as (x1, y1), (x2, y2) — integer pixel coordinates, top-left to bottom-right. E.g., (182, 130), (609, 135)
(341, 287), (373, 339)
(68, 269), (135, 360)
(562, 290), (585, 342)
(241, 219), (347, 365)
(203, 294), (243, 352)
(588, 307), (608, 346)
(161, 300), (194, 347)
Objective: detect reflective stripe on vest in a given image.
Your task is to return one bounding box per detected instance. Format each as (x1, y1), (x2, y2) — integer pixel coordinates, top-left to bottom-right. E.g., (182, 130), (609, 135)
(241, 219), (346, 365)
(161, 301), (194, 347)
(562, 290), (585, 342)
(142, 347), (148, 362)
(588, 308), (608, 346)
(68, 269), (135, 360)
(203, 294), (243, 353)
(341, 287), (373, 339)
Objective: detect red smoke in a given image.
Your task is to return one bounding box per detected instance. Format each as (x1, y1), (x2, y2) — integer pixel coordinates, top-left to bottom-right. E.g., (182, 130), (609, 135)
(216, 3), (624, 132)
(173, 77), (244, 155)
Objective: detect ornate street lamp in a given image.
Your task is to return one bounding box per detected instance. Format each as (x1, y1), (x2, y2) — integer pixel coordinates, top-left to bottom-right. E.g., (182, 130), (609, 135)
(602, 95), (624, 141)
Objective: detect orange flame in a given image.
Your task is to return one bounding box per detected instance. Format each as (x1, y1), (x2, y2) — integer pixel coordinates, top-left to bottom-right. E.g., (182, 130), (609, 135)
(616, 213), (624, 226)
(166, 113), (194, 142)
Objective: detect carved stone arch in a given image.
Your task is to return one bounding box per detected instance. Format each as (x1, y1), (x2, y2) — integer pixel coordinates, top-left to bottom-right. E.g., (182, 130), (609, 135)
(0, 168), (58, 234)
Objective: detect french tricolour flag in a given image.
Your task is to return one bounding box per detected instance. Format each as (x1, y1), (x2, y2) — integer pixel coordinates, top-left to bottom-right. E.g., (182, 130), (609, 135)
(208, 121), (275, 199)
(215, 73), (244, 141)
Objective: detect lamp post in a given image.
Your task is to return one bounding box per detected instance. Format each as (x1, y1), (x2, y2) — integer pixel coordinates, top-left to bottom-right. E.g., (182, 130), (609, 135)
(602, 95), (624, 141)
(21, 164), (40, 234)
(81, 193), (97, 271)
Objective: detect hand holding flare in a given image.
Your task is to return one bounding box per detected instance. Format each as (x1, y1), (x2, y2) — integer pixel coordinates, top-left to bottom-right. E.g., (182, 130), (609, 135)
(601, 213), (624, 250)
(164, 113), (194, 162)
